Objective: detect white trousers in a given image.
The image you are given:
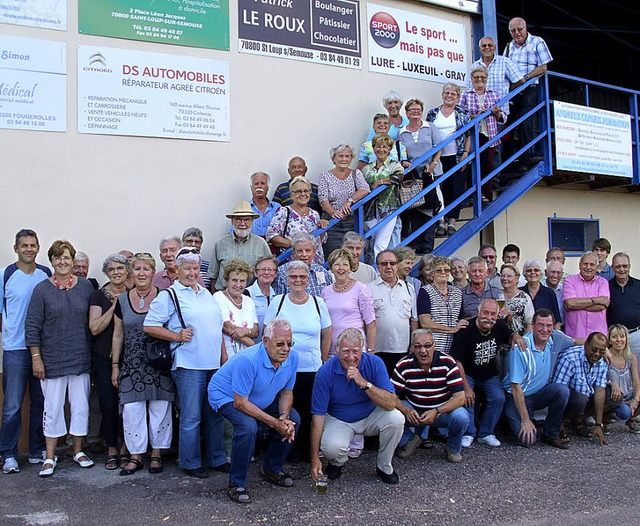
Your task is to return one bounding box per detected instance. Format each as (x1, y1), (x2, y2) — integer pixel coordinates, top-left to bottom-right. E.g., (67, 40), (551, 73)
(122, 400), (173, 454)
(41, 374), (90, 438)
(365, 216), (397, 259)
(321, 406), (404, 474)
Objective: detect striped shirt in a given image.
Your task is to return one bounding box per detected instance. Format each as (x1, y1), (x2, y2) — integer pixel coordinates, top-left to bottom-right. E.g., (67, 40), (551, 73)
(417, 284), (462, 354)
(552, 345), (607, 397)
(392, 352), (463, 410)
(503, 33), (553, 83)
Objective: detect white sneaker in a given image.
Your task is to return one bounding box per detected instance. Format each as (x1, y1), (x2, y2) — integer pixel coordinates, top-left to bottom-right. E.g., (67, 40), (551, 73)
(461, 435), (474, 448)
(478, 435), (501, 447)
(584, 416), (596, 426)
(3, 458), (19, 474)
(28, 451), (46, 464)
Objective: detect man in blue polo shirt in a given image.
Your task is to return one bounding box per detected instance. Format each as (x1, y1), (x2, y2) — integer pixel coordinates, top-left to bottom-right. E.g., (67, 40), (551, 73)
(208, 318), (299, 504)
(310, 328), (404, 485)
(0, 229), (51, 474)
(503, 309), (573, 449)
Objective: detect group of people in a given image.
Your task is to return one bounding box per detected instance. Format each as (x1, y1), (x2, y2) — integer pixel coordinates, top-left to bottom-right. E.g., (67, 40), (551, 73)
(1, 213), (638, 505)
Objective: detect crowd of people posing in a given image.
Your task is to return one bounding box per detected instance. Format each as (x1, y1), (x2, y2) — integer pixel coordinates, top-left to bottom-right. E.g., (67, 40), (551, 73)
(1, 224), (637, 504)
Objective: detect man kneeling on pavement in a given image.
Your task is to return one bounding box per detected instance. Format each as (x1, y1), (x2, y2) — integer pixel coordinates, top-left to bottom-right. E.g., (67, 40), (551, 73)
(392, 329), (469, 463)
(310, 328), (404, 484)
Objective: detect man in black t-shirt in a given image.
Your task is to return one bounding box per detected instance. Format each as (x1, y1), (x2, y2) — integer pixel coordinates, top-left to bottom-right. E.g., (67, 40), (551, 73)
(451, 299), (523, 448)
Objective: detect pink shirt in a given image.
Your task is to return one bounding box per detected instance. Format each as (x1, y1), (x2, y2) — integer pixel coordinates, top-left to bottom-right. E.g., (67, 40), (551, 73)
(321, 281), (376, 357)
(562, 273), (609, 339)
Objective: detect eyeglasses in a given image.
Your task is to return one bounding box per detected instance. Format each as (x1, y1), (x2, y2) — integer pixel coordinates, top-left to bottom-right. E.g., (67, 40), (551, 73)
(510, 26), (525, 33)
(412, 342), (435, 350)
(106, 265), (127, 273)
(52, 256), (73, 263)
(407, 107), (422, 113)
(288, 274), (309, 280)
(433, 268), (451, 274)
(177, 248), (199, 257)
(480, 43), (495, 48)
(291, 189), (311, 195)
(256, 267), (277, 273)
(472, 76), (487, 80)
(274, 340), (295, 348)
(378, 261), (397, 266)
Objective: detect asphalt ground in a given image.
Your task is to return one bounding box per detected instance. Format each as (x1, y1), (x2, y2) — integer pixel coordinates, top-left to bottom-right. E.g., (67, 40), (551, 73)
(1, 422), (639, 526)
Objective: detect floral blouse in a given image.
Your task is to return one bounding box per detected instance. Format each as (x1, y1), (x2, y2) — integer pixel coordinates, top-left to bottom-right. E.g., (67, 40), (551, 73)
(362, 158), (404, 219)
(266, 206), (325, 264)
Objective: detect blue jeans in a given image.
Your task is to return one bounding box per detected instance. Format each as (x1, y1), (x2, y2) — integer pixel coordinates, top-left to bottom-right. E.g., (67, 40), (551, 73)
(172, 368), (226, 470)
(0, 349), (45, 459)
(399, 400), (469, 454)
(465, 375), (505, 438)
(504, 382), (569, 442)
(218, 401), (300, 488)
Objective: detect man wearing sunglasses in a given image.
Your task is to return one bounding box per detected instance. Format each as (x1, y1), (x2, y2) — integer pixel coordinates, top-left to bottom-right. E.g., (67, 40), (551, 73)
(208, 318), (299, 504)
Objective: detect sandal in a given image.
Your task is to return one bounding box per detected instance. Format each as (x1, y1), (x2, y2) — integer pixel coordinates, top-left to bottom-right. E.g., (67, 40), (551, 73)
(119, 458), (144, 476)
(227, 485), (251, 504)
(39, 458), (57, 478)
(148, 457), (163, 475)
(105, 455), (119, 470)
(73, 451), (95, 468)
(119, 455), (131, 470)
(260, 468), (294, 487)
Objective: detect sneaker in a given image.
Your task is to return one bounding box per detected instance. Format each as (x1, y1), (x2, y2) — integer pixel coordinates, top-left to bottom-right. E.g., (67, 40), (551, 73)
(584, 416), (596, 426)
(326, 462), (342, 481)
(461, 435), (474, 448)
(28, 451), (46, 464)
(395, 434), (422, 459)
(444, 445), (462, 464)
(346, 448), (362, 459)
(2, 458), (19, 474)
(478, 435), (501, 447)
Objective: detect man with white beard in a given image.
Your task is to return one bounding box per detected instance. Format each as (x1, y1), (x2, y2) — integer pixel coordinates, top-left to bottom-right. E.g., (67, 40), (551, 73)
(208, 201), (272, 292)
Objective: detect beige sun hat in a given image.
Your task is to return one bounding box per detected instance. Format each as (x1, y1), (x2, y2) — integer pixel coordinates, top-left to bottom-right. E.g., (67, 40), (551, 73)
(226, 201), (259, 219)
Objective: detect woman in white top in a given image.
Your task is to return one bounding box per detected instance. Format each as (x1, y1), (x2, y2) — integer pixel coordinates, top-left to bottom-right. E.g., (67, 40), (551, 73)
(213, 259), (259, 358)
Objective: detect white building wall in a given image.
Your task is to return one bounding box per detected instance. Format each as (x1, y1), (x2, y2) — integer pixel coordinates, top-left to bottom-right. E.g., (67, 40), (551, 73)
(0, 1), (473, 268)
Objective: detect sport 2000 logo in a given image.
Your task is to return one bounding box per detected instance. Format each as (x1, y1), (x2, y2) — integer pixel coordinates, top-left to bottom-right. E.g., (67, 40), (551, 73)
(369, 11), (400, 49)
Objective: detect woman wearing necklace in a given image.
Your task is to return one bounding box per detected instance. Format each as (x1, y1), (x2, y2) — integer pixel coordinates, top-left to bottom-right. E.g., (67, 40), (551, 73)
(144, 248), (228, 479)
(499, 264), (534, 336)
(89, 253), (130, 470)
(605, 325), (640, 433)
(426, 83), (471, 236)
(213, 259), (259, 357)
(263, 261), (332, 462)
(321, 248), (376, 459)
(417, 256), (466, 355)
(318, 144), (371, 258)
(111, 253), (174, 476)
(267, 176), (328, 264)
(25, 240), (96, 477)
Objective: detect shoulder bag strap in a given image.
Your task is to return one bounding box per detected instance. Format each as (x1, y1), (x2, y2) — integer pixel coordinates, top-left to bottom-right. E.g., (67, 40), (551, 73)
(166, 288), (187, 329)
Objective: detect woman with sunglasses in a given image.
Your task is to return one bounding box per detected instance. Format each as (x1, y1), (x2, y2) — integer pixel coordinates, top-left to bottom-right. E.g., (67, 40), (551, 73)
(266, 176), (327, 264)
(263, 261), (331, 461)
(89, 253), (130, 470)
(417, 256), (466, 355)
(144, 248), (228, 479)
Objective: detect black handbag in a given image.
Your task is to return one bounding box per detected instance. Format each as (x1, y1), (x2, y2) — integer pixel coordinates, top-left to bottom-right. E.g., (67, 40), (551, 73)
(144, 288), (185, 373)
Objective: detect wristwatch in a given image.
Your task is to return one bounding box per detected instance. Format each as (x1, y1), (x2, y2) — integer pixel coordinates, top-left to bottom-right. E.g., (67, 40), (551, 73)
(362, 382), (372, 391)
(435, 407), (442, 416)
(524, 74), (530, 80)
(347, 197), (354, 204)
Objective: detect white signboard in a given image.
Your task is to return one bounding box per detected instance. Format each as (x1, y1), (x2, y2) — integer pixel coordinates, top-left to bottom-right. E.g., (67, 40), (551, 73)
(78, 45), (230, 142)
(0, 36), (66, 132)
(554, 100), (632, 178)
(0, 0), (67, 30)
(366, 3), (468, 84)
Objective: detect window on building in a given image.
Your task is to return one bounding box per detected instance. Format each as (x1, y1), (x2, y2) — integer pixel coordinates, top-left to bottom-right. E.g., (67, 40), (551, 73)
(548, 217), (599, 256)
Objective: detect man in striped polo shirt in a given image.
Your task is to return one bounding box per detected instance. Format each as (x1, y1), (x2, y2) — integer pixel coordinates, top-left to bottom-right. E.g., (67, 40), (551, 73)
(392, 329), (468, 463)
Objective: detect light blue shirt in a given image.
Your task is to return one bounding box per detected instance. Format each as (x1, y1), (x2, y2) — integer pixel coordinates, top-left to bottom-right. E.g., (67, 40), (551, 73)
(208, 342), (298, 411)
(504, 332), (551, 395)
(263, 294), (331, 373)
(144, 282), (224, 370)
(0, 264), (51, 350)
(247, 281), (275, 340)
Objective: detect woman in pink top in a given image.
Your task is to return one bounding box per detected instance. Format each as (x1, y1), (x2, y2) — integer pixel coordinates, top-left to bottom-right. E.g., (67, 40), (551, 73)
(322, 248), (376, 457)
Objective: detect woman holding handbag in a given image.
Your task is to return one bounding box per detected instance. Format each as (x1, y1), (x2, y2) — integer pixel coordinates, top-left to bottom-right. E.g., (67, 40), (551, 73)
(144, 248), (229, 479)
(266, 176), (327, 264)
(397, 99), (444, 254)
(111, 253), (173, 476)
(362, 133), (405, 257)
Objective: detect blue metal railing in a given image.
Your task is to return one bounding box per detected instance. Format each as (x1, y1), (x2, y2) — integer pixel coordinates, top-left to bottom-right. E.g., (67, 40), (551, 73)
(277, 71), (640, 264)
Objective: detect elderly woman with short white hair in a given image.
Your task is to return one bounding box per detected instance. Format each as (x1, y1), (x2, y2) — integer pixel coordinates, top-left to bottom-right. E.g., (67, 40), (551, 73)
(366, 90), (410, 140)
(144, 247), (229, 479)
(319, 144), (371, 258)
